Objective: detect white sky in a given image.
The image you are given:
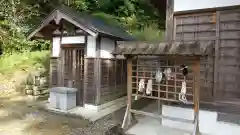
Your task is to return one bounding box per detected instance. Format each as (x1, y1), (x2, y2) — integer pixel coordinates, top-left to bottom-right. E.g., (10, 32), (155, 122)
(174, 0), (240, 11)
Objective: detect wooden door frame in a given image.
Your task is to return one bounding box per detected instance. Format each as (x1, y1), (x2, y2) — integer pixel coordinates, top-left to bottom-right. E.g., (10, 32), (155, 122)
(61, 43), (86, 106)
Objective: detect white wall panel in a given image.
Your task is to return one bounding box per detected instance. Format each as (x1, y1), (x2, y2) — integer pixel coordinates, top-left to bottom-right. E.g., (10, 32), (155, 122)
(100, 38), (115, 58)
(87, 36), (96, 57)
(174, 0), (240, 11)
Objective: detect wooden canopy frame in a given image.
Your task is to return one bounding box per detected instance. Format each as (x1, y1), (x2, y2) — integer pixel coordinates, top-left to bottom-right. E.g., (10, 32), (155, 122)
(122, 56), (200, 135)
(113, 41), (213, 135)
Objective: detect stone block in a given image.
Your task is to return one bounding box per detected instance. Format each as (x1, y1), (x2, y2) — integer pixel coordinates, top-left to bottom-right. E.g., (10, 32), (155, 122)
(49, 87), (77, 111)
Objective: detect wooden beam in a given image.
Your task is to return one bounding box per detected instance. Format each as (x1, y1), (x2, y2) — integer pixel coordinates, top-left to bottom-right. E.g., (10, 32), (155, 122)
(57, 26), (64, 86)
(131, 94), (194, 104)
(122, 56), (133, 129)
(95, 36), (101, 105)
(165, 0), (174, 42)
(214, 11), (220, 100)
(83, 35), (88, 105)
(28, 10), (57, 39)
(127, 56), (133, 126)
(193, 57), (201, 135)
(49, 58), (53, 87)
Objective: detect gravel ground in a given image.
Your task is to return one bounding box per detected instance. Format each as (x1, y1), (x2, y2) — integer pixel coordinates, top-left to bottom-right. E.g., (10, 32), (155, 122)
(0, 89), (124, 135)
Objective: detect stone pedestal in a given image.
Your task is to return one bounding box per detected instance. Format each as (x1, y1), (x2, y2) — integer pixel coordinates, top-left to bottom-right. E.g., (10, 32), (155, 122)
(49, 87), (77, 111)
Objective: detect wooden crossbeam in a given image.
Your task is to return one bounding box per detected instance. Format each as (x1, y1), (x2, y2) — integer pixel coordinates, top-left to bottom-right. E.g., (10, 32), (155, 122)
(132, 94), (194, 104)
(122, 54), (201, 135)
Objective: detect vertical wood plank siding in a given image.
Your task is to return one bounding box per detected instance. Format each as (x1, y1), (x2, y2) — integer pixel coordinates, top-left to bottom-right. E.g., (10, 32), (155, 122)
(99, 58), (127, 105)
(174, 12), (215, 102)
(85, 58), (96, 104)
(174, 7), (240, 103)
(50, 57), (59, 87)
(217, 8), (240, 101)
(50, 56), (127, 106)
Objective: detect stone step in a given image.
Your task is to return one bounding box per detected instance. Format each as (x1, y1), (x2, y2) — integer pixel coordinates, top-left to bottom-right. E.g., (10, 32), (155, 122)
(217, 112), (240, 125)
(215, 101), (240, 114)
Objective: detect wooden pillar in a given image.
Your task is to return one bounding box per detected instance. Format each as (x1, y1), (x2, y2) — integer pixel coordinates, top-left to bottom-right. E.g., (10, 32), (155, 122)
(165, 0), (174, 42)
(57, 27), (64, 86)
(214, 11), (220, 100)
(193, 57), (201, 135)
(50, 57), (58, 87)
(122, 56), (133, 129)
(95, 36), (101, 105)
(83, 35), (88, 105)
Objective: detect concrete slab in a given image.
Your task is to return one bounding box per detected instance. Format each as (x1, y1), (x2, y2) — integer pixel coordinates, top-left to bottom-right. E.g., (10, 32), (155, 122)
(126, 117), (192, 135)
(126, 104), (240, 135)
(41, 97), (126, 122)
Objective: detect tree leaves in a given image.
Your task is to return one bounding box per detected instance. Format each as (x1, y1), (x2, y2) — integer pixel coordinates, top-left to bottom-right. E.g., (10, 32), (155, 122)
(0, 0), (165, 54)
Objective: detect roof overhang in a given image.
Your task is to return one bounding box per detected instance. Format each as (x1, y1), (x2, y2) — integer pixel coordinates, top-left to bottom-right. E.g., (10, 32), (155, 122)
(113, 41), (214, 56)
(27, 9), (98, 40)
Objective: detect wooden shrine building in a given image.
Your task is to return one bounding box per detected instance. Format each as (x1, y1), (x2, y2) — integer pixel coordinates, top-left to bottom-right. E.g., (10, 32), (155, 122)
(158, 0), (240, 113)
(113, 40), (213, 134)
(28, 5), (133, 110)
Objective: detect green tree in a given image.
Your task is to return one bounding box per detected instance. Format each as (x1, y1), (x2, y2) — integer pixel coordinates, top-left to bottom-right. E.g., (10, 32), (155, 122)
(0, 0), (165, 54)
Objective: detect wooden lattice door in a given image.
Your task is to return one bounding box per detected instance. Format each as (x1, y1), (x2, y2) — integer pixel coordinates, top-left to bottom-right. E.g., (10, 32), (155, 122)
(62, 44), (85, 106)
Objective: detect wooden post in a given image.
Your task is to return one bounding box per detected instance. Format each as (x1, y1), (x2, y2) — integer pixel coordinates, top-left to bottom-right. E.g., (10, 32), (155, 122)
(122, 55), (133, 129)
(95, 36), (101, 105)
(214, 11), (220, 100)
(83, 35), (88, 105)
(165, 0), (174, 42)
(72, 49), (76, 87)
(49, 38), (53, 88)
(158, 63), (162, 124)
(58, 27), (64, 86)
(193, 57), (201, 135)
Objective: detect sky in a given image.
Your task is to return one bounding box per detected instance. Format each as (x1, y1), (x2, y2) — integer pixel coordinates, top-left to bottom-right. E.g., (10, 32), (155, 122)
(174, 0), (240, 11)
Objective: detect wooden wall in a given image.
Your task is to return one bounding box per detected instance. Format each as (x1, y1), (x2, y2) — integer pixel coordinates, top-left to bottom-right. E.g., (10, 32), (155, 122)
(83, 58), (127, 105)
(174, 12), (215, 103)
(50, 57), (59, 87)
(85, 58), (97, 105)
(99, 58), (127, 105)
(173, 6), (240, 104)
(49, 36), (127, 106)
(217, 8), (240, 101)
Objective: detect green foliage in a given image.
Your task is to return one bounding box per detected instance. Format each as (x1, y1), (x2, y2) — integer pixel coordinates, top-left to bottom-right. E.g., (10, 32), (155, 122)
(0, 0), (49, 54)
(0, 51), (50, 76)
(131, 27), (164, 42)
(73, 0), (164, 30)
(0, 0), (165, 54)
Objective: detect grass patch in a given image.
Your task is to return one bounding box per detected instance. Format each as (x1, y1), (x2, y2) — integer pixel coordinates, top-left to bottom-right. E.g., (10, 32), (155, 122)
(0, 51), (50, 78)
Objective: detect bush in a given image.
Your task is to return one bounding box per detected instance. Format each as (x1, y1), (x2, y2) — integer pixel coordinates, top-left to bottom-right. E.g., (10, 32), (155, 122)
(0, 51), (50, 76)
(130, 25), (164, 42)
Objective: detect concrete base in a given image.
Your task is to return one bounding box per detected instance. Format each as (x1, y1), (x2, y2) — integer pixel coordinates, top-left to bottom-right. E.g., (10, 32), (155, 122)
(84, 96), (127, 111)
(42, 96), (127, 122)
(49, 87), (77, 111)
(126, 104), (240, 135)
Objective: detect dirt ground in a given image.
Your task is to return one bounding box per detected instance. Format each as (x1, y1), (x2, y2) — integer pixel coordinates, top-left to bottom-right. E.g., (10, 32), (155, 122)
(0, 71), (123, 135)
(0, 89), (91, 135)
(0, 89), (123, 135)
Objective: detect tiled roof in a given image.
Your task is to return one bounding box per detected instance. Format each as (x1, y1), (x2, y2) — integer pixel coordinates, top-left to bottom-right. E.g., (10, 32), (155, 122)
(28, 5), (134, 40)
